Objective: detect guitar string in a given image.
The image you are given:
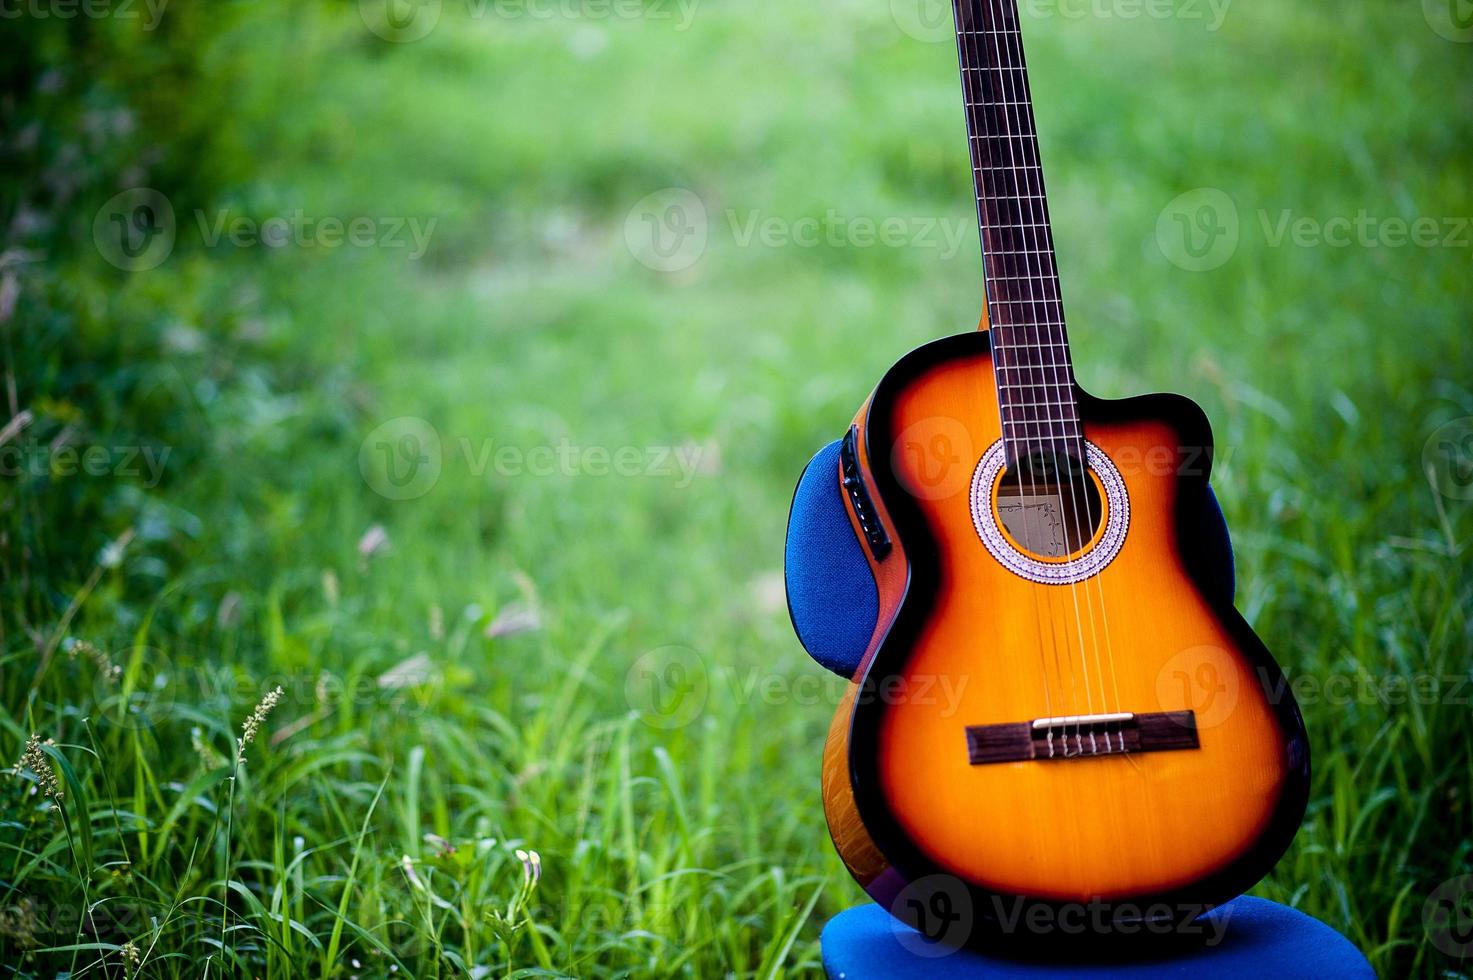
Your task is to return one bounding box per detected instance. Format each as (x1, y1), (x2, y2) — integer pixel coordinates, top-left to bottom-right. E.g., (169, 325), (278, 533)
(980, 1), (1097, 759)
(983, 0), (1119, 866)
(988, 0), (1122, 757)
(1000, 0), (1127, 751)
(988, 0), (1110, 755)
(973, 0), (1088, 875)
(968, 0), (1074, 757)
(955, 0), (1060, 757)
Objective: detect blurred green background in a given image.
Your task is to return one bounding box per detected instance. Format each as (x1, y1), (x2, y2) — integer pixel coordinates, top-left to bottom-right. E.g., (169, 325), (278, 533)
(2, 0), (1471, 975)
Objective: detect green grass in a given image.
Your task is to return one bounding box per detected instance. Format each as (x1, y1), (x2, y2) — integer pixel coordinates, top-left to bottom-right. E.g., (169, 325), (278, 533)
(3, 0), (1472, 976)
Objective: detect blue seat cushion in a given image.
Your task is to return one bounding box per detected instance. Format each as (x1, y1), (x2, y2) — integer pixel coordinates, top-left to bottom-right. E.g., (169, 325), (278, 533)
(820, 898), (1373, 979)
(785, 439), (880, 676)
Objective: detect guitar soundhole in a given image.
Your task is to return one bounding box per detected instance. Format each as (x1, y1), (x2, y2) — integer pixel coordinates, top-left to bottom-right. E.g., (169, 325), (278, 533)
(995, 452), (1104, 560)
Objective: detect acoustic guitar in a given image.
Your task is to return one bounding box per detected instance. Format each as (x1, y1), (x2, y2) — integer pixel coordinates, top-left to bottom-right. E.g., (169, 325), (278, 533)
(810, 0), (1309, 942)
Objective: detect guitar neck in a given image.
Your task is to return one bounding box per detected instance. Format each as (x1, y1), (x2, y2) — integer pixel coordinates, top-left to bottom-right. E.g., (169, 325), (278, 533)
(952, 0), (1081, 462)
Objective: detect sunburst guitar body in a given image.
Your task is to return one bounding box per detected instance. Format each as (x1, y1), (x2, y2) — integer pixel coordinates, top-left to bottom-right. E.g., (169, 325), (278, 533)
(806, 0), (1309, 944)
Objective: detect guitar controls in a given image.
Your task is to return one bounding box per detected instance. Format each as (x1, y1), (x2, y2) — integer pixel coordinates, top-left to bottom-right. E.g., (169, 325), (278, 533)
(841, 426), (892, 561)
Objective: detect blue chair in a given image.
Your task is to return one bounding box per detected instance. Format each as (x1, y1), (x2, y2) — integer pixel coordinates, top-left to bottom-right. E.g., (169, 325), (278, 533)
(820, 897), (1373, 979)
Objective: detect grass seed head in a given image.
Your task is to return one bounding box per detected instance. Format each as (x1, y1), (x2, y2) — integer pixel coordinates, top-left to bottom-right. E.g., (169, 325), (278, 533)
(12, 734), (63, 803)
(66, 639), (121, 684)
(237, 685), (285, 764)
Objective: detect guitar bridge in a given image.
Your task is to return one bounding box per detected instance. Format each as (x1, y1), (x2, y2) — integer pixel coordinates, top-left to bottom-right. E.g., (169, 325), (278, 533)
(965, 711), (1199, 765)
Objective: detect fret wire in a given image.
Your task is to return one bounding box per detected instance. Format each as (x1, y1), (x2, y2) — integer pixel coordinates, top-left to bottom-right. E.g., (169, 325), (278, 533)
(1004, 418), (1080, 423)
(995, 345), (1072, 352)
(1003, 403), (1078, 410)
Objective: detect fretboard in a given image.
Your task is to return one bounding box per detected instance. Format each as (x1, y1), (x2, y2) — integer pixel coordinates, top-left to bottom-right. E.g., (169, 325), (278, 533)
(952, 0), (1081, 464)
